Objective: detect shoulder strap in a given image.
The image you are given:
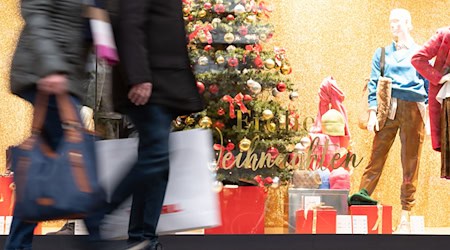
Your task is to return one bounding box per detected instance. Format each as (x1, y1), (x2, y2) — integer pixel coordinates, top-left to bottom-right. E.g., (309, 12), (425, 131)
(380, 47), (386, 77)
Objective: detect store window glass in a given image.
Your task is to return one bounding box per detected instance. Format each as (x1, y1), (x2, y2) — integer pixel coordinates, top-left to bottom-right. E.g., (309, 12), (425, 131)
(0, 0), (448, 238)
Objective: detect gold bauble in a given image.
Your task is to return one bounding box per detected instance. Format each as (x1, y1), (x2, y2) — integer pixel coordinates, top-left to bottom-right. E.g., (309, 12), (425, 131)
(259, 33), (267, 41)
(264, 58), (275, 69)
(198, 10), (207, 18)
(239, 138), (252, 152)
(281, 64), (292, 75)
(224, 32), (235, 44)
(198, 32), (208, 43)
(268, 122), (277, 131)
(262, 109), (274, 120)
(185, 117), (195, 125)
(216, 56), (225, 64)
(182, 7), (190, 15)
(199, 116), (212, 128)
(246, 14), (256, 23)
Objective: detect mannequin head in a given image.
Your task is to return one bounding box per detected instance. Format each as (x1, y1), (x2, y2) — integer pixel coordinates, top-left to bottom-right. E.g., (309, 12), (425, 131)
(389, 8), (413, 39)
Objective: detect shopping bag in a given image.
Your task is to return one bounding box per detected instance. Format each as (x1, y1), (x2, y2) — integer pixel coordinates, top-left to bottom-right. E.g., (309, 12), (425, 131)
(96, 128), (220, 238)
(11, 93), (105, 221)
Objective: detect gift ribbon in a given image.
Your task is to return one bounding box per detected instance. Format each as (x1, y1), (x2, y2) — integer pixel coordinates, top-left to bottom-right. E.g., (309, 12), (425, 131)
(213, 142), (235, 169)
(9, 183), (15, 216)
(223, 93), (249, 119)
(188, 24), (213, 44)
(371, 204), (383, 234)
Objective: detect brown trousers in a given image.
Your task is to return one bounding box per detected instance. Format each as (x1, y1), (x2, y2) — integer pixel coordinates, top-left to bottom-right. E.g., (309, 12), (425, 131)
(359, 99), (424, 211)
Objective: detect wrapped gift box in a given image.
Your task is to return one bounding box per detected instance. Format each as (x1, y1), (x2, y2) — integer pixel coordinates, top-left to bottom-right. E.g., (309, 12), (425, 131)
(288, 188), (348, 232)
(0, 176), (14, 216)
(205, 186), (266, 234)
(349, 205), (392, 234)
(295, 208), (337, 234)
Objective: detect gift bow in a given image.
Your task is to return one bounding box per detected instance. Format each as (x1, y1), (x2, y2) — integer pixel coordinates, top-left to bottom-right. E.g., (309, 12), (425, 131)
(188, 24), (213, 44)
(371, 204), (383, 234)
(213, 142), (235, 169)
(253, 175), (273, 187)
(222, 93), (249, 119)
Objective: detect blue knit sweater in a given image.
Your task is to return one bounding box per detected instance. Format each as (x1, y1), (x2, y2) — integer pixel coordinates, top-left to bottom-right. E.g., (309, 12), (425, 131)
(368, 42), (429, 108)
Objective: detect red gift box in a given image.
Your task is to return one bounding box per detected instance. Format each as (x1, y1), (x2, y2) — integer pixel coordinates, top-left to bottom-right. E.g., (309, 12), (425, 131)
(205, 186), (267, 234)
(350, 205), (392, 234)
(0, 176), (14, 216)
(295, 208), (337, 234)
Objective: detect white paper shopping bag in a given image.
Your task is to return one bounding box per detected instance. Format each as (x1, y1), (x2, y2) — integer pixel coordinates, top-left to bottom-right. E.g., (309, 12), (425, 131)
(96, 129), (220, 238)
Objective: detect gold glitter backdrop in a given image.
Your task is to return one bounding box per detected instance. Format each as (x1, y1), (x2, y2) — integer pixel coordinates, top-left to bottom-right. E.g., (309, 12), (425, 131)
(0, 0), (449, 229)
(268, 0), (450, 228)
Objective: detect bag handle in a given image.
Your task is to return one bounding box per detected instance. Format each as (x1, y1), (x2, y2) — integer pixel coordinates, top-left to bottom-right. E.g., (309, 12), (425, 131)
(31, 92), (83, 136)
(380, 47), (386, 77)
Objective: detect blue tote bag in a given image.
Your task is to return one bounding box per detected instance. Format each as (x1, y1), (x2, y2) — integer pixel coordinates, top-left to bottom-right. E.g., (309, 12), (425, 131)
(11, 93), (105, 221)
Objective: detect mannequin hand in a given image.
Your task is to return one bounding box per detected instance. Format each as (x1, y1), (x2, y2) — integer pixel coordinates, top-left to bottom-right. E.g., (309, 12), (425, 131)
(37, 74), (68, 95)
(128, 82), (152, 106)
(439, 73), (450, 84)
(367, 110), (379, 133)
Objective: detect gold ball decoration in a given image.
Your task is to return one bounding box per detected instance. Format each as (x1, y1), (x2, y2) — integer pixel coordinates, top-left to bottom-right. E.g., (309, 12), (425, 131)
(185, 117), (195, 125)
(259, 33), (267, 41)
(198, 32), (209, 43)
(224, 32), (235, 44)
(211, 18), (222, 28)
(239, 138), (252, 152)
(216, 56), (225, 64)
(264, 58), (275, 69)
(281, 64), (292, 75)
(199, 116), (212, 128)
(182, 7), (190, 15)
(212, 180), (224, 193)
(268, 122), (277, 131)
(245, 14), (257, 23)
(262, 109), (274, 120)
(198, 10), (207, 18)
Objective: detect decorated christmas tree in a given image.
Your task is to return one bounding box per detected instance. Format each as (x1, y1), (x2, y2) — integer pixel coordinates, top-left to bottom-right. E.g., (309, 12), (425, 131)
(177, 0), (307, 187)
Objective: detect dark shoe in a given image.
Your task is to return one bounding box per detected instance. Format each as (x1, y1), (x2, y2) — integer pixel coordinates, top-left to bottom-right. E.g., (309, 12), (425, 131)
(146, 240), (163, 250)
(46, 222), (75, 235)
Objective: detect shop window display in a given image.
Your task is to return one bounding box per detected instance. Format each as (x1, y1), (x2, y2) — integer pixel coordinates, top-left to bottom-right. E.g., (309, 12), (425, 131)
(0, 0), (448, 242)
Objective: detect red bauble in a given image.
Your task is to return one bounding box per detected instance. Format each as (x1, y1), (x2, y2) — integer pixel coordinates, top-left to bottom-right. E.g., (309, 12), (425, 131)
(228, 57), (239, 67)
(204, 45), (213, 51)
(217, 107), (225, 116)
(196, 81), (205, 94)
(276, 82), (287, 92)
(209, 84), (219, 94)
(267, 147), (279, 160)
(254, 56), (263, 68)
(214, 121), (225, 130)
(188, 15), (194, 21)
(243, 94), (253, 102)
(239, 26), (248, 36)
(204, 2), (212, 10)
(226, 14), (235, 21)
(288, 152), (301, 166)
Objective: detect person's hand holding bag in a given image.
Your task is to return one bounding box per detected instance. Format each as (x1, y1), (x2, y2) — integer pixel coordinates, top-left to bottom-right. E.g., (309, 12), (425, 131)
(367, 109), (379, 133)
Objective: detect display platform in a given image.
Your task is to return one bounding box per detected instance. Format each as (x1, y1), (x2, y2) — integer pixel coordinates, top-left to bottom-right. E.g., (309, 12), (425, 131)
(0, 234), (449, 250)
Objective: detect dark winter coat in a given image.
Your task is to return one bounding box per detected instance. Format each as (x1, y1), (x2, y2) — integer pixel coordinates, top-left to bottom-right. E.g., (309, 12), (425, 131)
(10, 0), (89, 100)
(109, 0), (204, 115)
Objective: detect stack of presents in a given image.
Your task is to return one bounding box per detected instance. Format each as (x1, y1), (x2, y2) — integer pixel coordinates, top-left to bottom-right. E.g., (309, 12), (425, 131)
(206, 77), (394, 235)
(0, 148), (42, 235)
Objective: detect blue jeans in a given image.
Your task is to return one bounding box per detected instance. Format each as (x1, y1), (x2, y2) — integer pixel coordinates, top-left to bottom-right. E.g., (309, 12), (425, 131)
(85, 104), (176, 242)
(4, 91), (80, 250)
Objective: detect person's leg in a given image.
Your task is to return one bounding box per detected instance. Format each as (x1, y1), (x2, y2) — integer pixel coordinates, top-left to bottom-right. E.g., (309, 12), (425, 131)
(359, 117), (399, 194)
(120, 104), (175, 243)
(127, 191), (146, 243)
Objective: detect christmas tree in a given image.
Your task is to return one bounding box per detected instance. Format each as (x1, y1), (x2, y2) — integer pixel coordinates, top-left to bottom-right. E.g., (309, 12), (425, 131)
(177, 0), (307, 187)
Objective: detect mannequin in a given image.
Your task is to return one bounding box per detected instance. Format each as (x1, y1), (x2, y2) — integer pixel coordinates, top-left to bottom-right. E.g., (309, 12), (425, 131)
(412, 26), (450, 179)
(359, 9), (429, 234)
